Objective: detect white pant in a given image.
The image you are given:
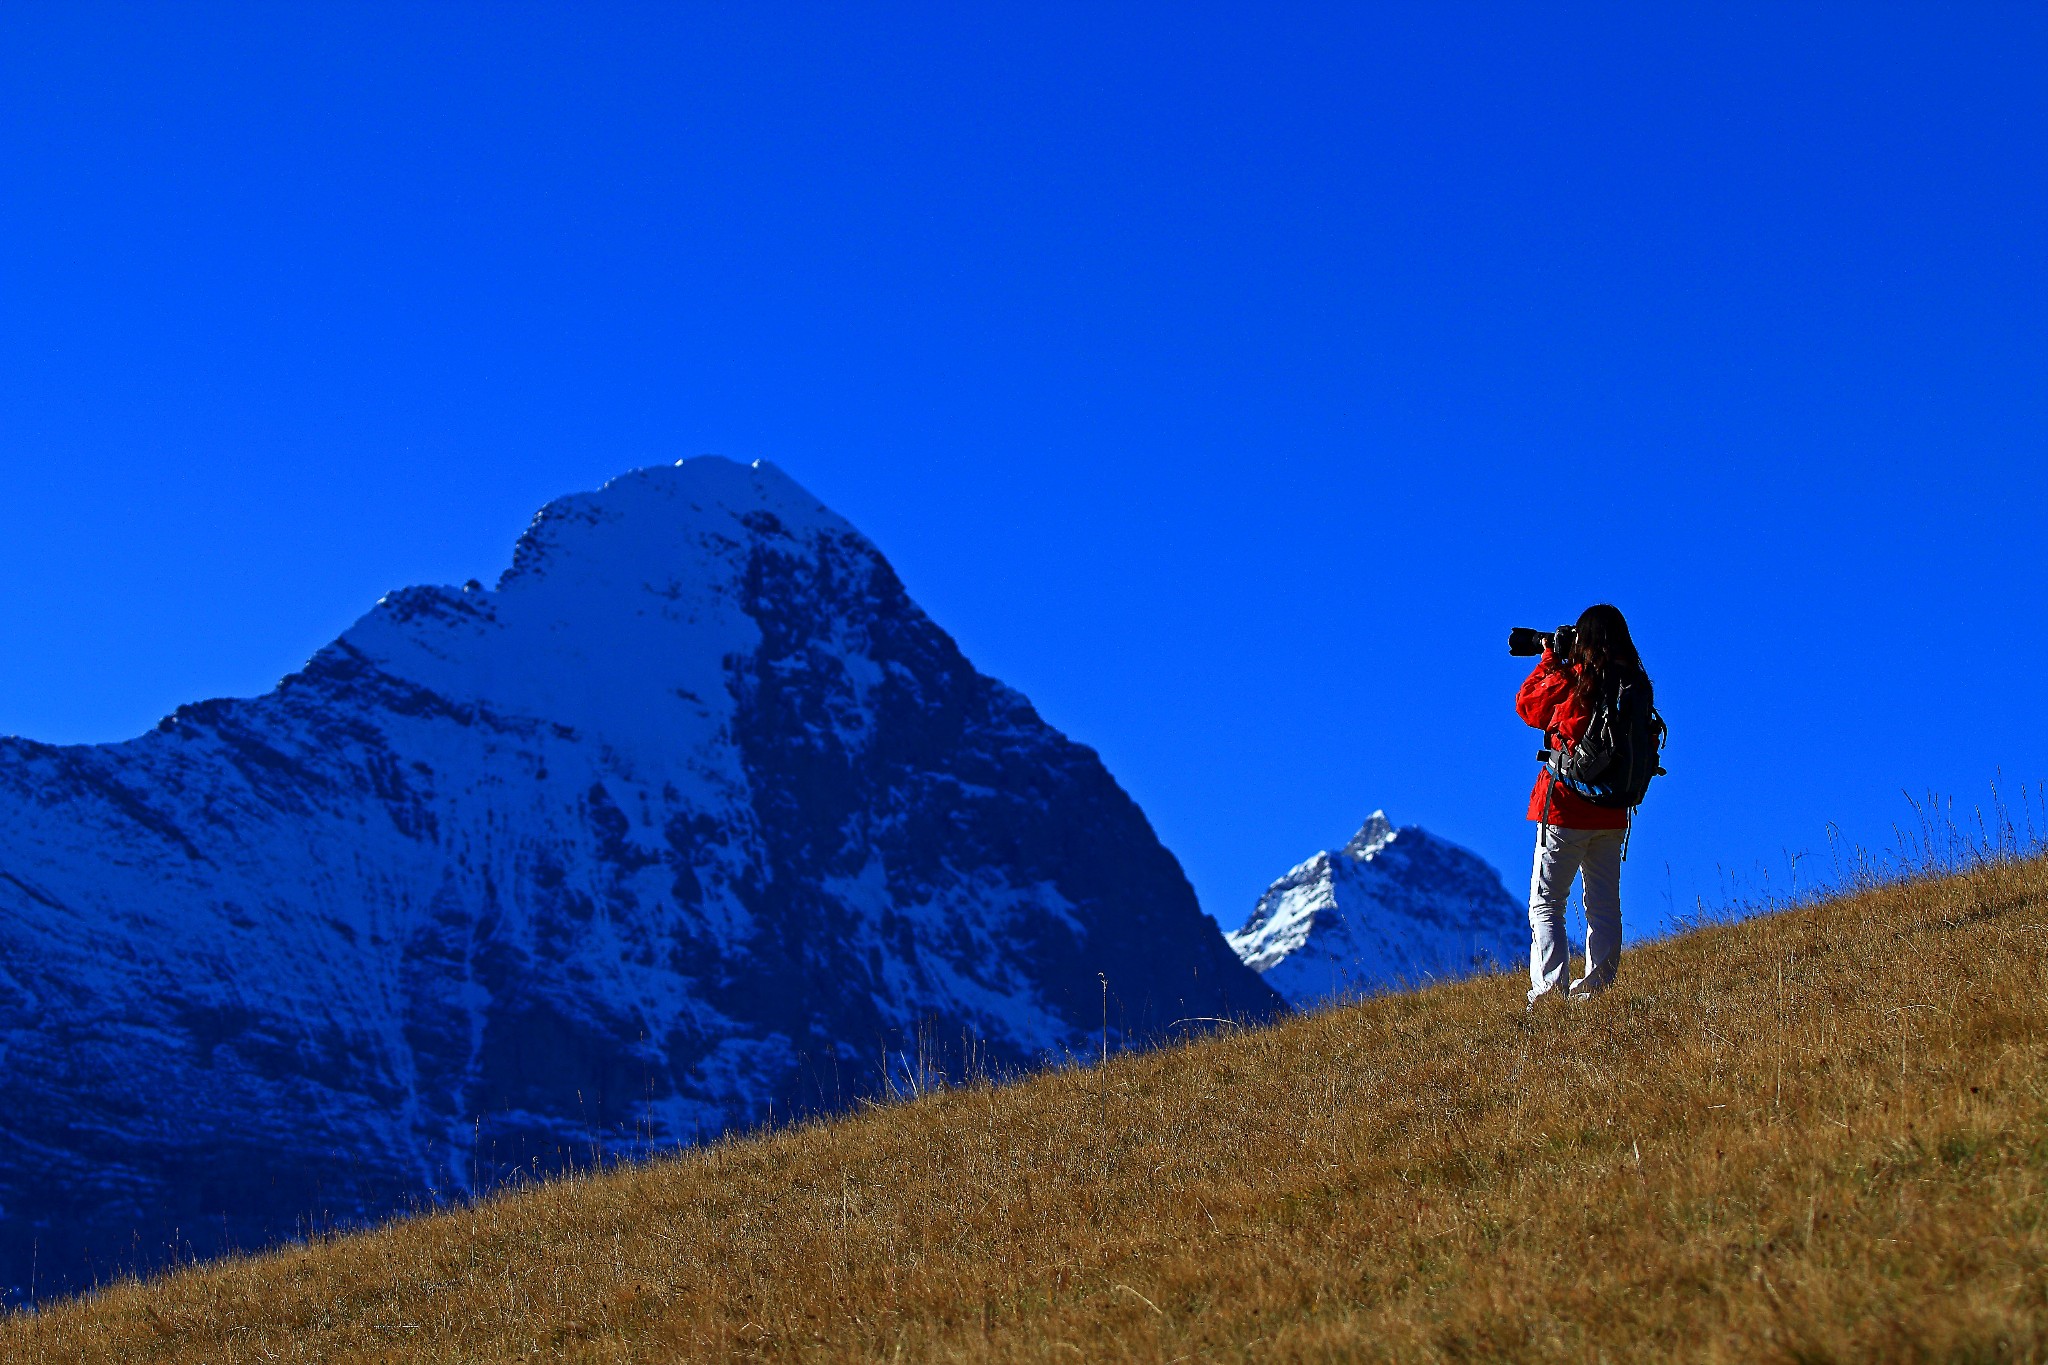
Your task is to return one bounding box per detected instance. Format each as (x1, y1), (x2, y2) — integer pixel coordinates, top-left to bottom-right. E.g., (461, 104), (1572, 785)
(1527, 824), (1625, 1003)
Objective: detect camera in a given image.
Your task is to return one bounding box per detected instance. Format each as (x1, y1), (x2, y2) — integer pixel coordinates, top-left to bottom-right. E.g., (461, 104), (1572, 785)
(1508, 624), (1577, 658)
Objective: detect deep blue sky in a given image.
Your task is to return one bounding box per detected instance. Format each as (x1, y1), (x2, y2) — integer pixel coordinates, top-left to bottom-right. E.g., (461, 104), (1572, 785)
(2, 4), (2043, 932)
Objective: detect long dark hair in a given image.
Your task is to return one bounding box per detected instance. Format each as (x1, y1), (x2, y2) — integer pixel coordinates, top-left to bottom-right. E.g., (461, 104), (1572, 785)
(1569, 603), (1649, 708)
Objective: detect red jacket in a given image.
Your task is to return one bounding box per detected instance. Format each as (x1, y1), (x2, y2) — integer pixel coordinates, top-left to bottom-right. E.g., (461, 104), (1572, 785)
(1516, 652), (1630, 830)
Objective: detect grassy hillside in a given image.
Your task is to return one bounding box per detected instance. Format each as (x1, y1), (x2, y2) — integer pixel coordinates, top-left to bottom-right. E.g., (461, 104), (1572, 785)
(9, 856), (2048, 1363)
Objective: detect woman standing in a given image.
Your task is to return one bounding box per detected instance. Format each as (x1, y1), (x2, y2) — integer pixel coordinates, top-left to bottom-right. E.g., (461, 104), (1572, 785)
(1515, 604), (1655, 1005)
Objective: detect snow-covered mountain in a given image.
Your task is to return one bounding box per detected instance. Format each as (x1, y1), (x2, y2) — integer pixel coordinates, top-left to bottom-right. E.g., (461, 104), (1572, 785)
(1225, 813), (1525, 1009)
(0, 457), (1278, 1300)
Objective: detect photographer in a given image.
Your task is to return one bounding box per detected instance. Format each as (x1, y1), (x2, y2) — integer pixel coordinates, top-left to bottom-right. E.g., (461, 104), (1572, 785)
(1513, 604), (1657, 1006)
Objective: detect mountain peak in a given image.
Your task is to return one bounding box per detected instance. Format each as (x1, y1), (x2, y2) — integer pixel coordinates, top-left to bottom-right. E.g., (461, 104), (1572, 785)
(499, 455), (848, 590)
(324, 456), (874, 758)
(0, 458), (1279, 1298)
(1341, 811), (1397, 861)
(1227, 812), (1523, 1009)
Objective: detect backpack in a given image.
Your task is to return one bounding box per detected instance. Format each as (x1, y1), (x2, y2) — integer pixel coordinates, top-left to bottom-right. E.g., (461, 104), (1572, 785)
(1546, 670), (1666, 810)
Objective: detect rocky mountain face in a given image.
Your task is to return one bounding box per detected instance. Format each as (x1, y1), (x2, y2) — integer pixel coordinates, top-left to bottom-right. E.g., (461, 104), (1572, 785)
(1225, 813), (1526, 1008)
(0, 458), (1279, 1300)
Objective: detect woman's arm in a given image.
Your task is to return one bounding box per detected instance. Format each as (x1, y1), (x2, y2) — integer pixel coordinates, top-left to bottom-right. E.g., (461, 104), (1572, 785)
(1515, 651), (1572, 730)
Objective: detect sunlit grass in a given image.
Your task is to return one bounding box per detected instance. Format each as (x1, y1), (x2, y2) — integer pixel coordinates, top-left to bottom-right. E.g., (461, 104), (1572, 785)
(9, 854), (2048, 1362)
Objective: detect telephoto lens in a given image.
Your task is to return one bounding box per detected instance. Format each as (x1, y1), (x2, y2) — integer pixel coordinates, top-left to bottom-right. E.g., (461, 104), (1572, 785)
(1508, 626), (1546, 656)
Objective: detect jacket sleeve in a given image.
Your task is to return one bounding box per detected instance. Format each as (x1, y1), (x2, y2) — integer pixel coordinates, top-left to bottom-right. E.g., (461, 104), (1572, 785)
(1516, 652), (1572, 732)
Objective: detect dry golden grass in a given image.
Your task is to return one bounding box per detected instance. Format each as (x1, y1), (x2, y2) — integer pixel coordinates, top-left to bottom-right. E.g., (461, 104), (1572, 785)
(10, 857), (2048, 1363)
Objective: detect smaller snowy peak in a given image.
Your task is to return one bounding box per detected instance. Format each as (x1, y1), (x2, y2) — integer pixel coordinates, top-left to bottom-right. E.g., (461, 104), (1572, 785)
(1226, 813), (1525, 1010)
(1341, 810), (1396, 861)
